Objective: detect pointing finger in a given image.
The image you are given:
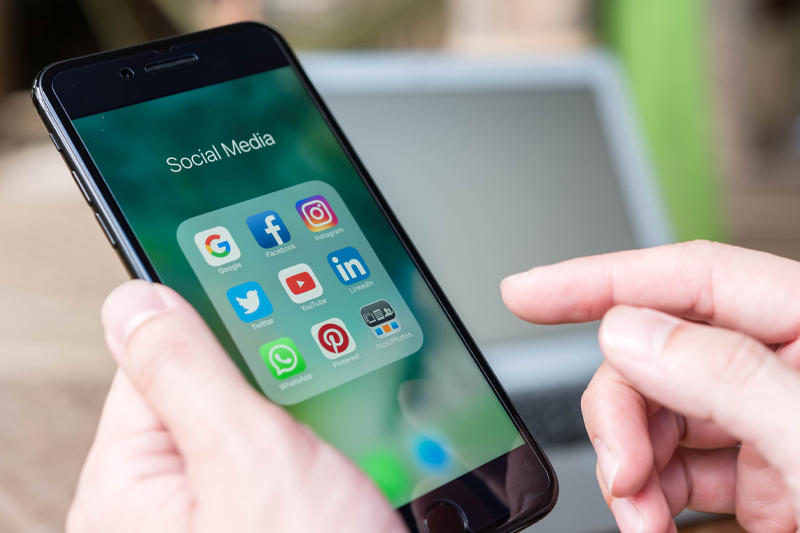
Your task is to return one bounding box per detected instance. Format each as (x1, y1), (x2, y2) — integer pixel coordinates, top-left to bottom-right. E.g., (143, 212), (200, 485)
(502, 241), (800, 345)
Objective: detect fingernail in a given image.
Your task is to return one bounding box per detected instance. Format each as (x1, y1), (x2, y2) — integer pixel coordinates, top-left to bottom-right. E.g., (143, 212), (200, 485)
(298, 423), (319, 441)
(594, 438), (619, 493)
(601, 307), (680, 360)
(102, 281), (167, 349)
(500, 269), (534, 289)
(611, 498), (644, 533)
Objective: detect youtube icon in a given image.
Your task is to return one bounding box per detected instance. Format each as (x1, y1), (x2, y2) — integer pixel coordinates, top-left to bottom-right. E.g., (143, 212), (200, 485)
(286, 272), (315, 295)
(278, 263), (324, 304)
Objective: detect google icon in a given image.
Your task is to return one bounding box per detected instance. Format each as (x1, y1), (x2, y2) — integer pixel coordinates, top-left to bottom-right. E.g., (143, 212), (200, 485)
(205, 234), (230, 257)
(193, 226), (241, 266)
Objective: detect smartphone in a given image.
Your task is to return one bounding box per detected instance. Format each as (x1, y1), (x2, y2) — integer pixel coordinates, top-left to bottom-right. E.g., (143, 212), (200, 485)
(33, 23), (557, 533)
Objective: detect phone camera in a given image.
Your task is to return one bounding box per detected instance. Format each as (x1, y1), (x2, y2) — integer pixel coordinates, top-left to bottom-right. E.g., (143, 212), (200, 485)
(119, 68), (135, 80)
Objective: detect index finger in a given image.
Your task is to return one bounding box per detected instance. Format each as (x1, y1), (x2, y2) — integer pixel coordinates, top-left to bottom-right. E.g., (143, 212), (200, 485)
(501, 241), (800, 345)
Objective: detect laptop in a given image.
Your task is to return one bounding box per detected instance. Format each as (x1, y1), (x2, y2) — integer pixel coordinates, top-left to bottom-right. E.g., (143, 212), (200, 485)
(303, 52), (691, 531)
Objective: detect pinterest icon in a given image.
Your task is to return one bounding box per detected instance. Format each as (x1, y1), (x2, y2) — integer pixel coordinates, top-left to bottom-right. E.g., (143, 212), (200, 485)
(311, 318), (356, 359)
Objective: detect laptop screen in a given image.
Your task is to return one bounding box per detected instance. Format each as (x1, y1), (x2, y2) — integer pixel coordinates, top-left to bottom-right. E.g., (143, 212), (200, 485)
(321, 88), (638, 346)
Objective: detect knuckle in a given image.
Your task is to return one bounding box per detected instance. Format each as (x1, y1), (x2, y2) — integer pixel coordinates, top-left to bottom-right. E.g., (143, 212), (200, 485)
(681, 238), (715, 252)
(123, 311), (205, 395)
(580, 378), (613, 424)
(230, 403), (316, 468)
(580, 383), (613, 419)
(579, 385), (604, 439)
(706, 332), (774, 428)
(580, 364), (644, 417)
(580, 363), (615, 413)
(248, 419), (296, 458)
(239, 424), (329, 502)
(580, 381), (600, 414)
(711, 333), (768, 387)
(680, 239), (728, 258)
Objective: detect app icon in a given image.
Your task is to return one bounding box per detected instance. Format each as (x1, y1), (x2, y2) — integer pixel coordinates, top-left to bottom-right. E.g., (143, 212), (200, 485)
(226, 281), (273, 322)
(360, 300), (403, 339)
(246, 210), (291, 249)
(327, 247), (370, 285)
(311, 318), (356, 359)
(296, 195), (338, 232)
(260, 338), (306, 380)
(278, 263), (323, 304)
(193, 227), (241, 267)
(415, 436), (449, 471)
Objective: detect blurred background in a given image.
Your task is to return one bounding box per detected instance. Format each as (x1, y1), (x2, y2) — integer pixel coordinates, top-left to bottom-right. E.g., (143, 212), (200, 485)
(1, 0), (799, 532)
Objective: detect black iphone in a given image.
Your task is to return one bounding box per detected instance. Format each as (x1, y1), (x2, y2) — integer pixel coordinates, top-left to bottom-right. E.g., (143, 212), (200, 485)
(33, 22), (557, 533)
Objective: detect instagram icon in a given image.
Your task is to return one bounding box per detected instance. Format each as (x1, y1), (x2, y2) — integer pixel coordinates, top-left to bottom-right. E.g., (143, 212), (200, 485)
(296, 195), (338, 232)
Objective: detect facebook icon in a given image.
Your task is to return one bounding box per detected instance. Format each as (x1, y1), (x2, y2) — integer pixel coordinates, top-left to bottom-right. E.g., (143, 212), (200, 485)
(246, 210), (291, 249)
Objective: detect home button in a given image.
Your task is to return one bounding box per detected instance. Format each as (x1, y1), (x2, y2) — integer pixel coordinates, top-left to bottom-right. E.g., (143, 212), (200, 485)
(423, 501), (466, 533)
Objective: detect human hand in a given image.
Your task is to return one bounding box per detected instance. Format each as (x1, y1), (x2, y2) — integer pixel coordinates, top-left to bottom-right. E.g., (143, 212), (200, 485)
(501, 241), (800, 533)
(67, 280), (405, 533)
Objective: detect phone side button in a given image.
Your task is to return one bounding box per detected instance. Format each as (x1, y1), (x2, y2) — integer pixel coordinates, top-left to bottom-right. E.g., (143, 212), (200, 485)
(95, 213), (117, 248)
(49, 133), (61, 152)
(71, 171), (92, 205)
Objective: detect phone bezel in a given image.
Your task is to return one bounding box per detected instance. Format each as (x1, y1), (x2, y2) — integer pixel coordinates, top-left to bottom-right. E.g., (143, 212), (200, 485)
(32, 22), (558, 532)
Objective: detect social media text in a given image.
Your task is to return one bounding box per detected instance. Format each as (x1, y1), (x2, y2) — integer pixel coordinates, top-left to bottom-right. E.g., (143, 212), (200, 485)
(167, 131), (276, 173)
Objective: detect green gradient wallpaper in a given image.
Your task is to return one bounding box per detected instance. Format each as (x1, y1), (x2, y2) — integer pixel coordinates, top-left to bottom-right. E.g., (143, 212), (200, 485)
(73, 66), (521, 506)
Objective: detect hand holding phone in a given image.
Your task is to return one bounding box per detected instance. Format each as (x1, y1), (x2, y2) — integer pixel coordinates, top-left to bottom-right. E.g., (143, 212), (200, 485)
(72, 280), (406, 533)
(35, 23), (557, 531)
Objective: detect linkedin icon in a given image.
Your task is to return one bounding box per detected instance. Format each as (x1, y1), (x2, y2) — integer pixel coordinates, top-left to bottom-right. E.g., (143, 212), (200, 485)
(327, 247), (370, 285)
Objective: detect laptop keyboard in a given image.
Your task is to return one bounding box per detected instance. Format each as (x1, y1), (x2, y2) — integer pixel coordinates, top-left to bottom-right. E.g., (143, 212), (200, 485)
(510, 384), (590, 447)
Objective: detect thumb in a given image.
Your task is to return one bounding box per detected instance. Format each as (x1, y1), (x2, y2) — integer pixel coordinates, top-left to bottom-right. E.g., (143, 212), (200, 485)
(101, 280), (299, 465)
(599, 305), (800, 515)
(102, 281), (408, 533)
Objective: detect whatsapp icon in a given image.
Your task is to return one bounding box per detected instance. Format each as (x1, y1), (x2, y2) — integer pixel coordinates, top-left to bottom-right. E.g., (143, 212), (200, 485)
(260, 337), (306, 380)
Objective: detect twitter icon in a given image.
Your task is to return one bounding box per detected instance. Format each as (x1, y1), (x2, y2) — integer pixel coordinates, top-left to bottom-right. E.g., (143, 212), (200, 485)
(226, 281), (273, 322)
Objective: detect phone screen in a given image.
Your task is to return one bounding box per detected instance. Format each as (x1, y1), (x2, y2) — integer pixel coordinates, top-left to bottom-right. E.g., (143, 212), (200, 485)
(70, 62), (524, 507)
